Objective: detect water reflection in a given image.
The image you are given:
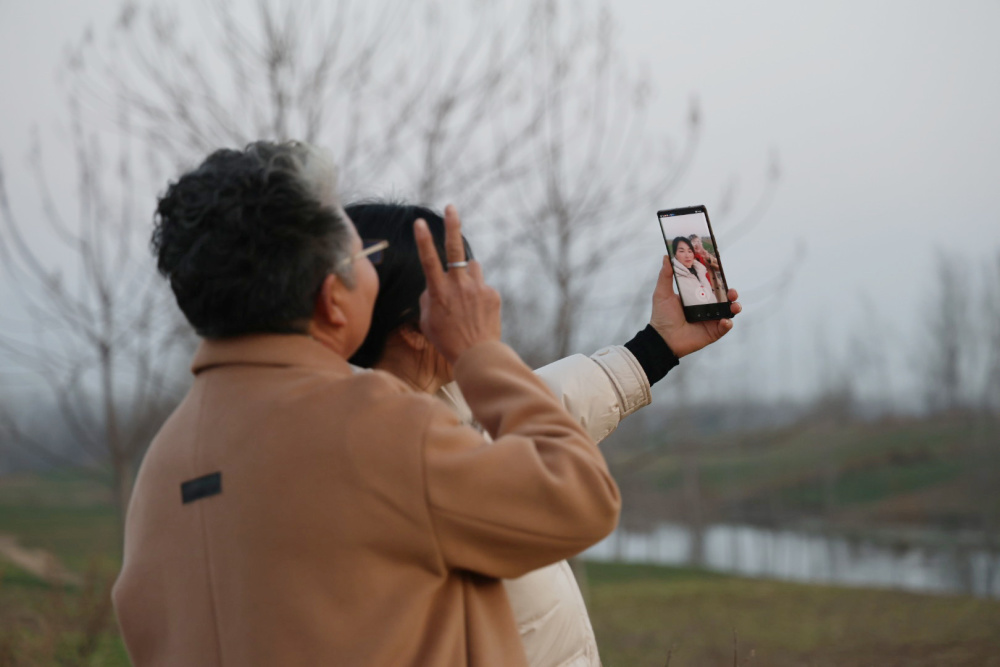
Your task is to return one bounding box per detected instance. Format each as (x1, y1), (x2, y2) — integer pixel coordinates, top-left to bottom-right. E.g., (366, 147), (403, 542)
(584, 523), (1000, 598)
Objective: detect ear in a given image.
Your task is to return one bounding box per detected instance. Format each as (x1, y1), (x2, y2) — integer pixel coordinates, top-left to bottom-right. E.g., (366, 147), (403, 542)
(397, 324), (430, 352)
(314, 273), (349, 329)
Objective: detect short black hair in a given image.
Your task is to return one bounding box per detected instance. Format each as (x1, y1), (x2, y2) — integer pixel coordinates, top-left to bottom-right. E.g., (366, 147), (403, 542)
(672, 236), (694, 257)
(345, 201), (473, 368)
(152, 141), (353, 338)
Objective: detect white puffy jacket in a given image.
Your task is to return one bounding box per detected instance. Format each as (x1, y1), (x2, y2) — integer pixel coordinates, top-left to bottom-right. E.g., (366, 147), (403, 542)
(437, 345), (652, 667)
(672, 257), (716, 305)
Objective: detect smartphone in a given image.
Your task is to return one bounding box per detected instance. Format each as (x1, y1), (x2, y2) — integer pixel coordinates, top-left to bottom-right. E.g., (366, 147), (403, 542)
(657, 205), (734, 322)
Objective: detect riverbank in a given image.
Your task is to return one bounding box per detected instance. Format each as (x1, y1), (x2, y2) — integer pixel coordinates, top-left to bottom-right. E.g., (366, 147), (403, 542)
(607, 412), (1000, 537)
(586, 521), (1000, 598)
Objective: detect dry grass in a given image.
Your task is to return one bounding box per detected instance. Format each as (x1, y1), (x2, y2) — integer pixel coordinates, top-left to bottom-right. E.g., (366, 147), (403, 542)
(587, 561), (1000, 666)
(0, 563), (127, 667)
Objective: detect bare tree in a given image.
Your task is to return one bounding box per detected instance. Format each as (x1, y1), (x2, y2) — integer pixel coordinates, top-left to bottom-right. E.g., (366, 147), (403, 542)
(64, 0), (711, 365)
(983, 252), (1000, 414)
(71, 0), (545, 207)
(476, 1), (700, 364)
(0, 98), (194, 529)
(4, 0), (789, 540)
(972, 253), (1000, 591)
(924, 254), (967, 412)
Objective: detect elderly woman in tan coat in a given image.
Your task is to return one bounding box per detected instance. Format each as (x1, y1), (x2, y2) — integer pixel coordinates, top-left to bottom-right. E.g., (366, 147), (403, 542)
(113, 142), (626, 666)
(346, 202), (741, 666)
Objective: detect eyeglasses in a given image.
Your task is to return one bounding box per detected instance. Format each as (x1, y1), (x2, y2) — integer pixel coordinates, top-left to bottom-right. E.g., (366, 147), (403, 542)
(340, 239), (389, 269)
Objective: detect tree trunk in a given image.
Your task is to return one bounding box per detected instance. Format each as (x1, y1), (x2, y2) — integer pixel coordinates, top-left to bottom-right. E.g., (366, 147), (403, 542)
(111, 454), (135, 547)
(682, 444), (704, 567)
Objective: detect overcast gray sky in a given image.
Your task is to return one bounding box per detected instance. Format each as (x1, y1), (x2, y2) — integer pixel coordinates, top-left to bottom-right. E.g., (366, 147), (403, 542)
(615, 1), (1000, 406)
(2, 0), (998, 408)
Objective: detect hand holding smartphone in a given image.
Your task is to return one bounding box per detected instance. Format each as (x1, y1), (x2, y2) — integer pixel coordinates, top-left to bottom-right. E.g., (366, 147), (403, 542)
(657, 205), (734, 323)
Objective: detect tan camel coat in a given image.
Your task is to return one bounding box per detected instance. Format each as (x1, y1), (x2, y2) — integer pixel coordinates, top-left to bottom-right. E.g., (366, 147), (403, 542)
(112, 335), (620, 666)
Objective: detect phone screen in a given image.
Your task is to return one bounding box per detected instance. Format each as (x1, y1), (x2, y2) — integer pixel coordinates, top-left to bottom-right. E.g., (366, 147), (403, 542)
(657, 206), (733, 321)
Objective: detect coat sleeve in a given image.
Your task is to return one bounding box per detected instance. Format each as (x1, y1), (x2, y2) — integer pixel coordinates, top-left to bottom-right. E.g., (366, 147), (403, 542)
(534, 347), (651, 443)
(422, 341), (621, 579)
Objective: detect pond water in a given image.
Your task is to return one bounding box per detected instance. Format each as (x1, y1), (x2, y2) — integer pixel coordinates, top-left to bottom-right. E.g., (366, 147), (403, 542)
(583, 522), (1000, 598)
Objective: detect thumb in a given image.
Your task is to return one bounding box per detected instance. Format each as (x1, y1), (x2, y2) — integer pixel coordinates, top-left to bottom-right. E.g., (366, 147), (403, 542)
(654, 255), (676, 299)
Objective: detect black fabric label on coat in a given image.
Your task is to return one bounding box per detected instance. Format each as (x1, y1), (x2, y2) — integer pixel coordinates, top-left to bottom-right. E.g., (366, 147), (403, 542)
(181, 472), (222, 504)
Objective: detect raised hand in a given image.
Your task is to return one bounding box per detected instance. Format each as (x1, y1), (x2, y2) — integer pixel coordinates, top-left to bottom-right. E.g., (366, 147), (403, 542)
(414, 205), (502, 365)
(648, 256), (742, 358)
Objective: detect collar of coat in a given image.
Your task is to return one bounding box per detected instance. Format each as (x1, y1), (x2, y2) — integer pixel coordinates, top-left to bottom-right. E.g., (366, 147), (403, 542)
(190, 334), (353, 377)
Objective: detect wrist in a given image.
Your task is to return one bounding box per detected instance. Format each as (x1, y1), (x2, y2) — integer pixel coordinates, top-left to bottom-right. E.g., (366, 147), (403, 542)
(624, 324), (679, 385)
(444, 335), (501, 366)
(650, 321), (686, 358)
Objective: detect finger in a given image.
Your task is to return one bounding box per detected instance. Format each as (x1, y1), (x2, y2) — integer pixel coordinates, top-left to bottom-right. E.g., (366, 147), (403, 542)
(414, 219), (445, 290)
(654, 255), (676, 297)
(662, 255), (675, 279)
(727, 287), (739, 302)
(443, 204), (467, 267)
(467, 259), (485, 283)
(729, 301), (742, 316)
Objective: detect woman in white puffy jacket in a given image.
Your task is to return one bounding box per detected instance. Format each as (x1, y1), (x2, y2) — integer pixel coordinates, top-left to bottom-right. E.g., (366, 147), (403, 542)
(347, 202), (740, 667)
(670, 236), (717, 305)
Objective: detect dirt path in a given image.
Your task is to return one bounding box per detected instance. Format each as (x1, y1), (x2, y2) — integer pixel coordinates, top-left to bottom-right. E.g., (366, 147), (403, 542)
(0, 532), (83, 586)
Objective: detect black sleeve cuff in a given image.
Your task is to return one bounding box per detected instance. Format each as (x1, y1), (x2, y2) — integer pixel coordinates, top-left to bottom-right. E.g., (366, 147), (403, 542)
(623, 324), (679, 386)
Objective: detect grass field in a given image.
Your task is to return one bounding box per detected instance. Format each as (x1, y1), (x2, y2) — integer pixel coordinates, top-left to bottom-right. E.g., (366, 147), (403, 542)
(0, 563), (128, 667)
(587, 562), (1000, 666)
(2, 465), (999, 665)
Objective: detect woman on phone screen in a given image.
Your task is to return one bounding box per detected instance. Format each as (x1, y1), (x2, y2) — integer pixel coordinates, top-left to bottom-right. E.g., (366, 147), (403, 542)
(671, 236), (717, 305)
